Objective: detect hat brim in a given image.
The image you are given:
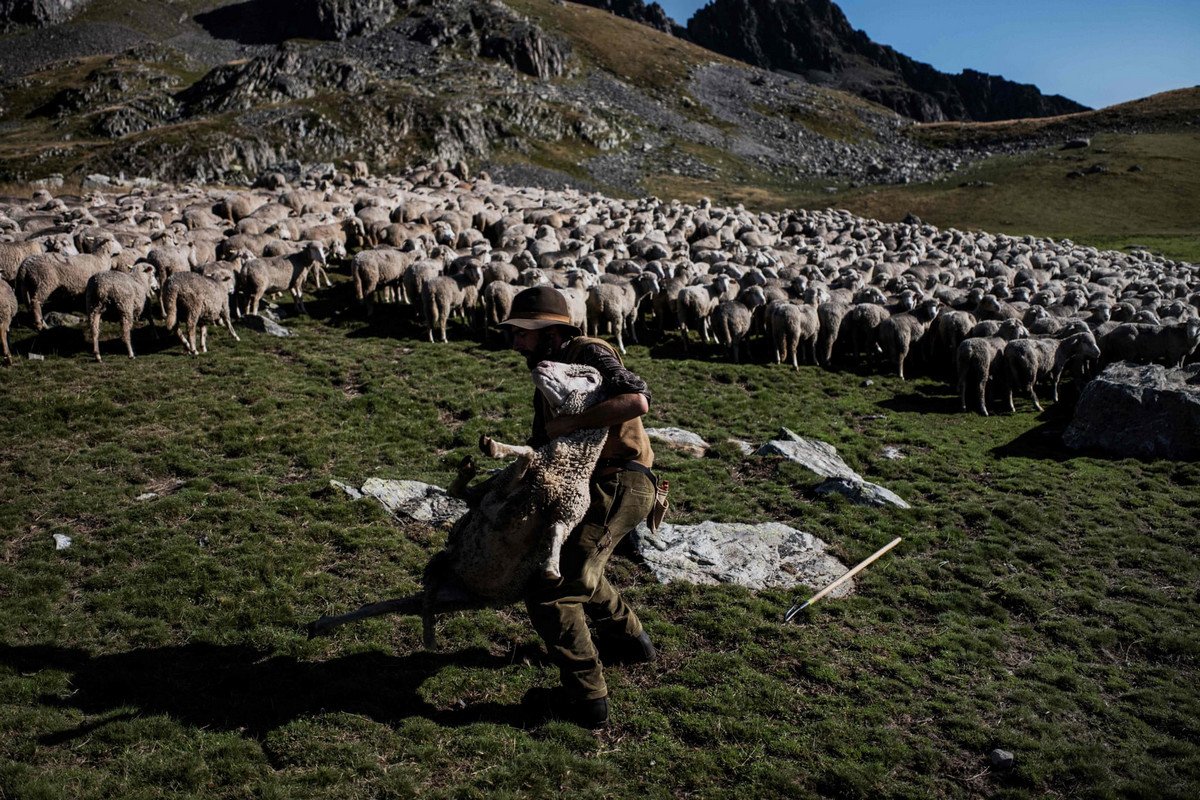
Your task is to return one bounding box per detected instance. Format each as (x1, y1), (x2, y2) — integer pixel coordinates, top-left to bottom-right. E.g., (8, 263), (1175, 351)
(500, 317), (582, 334)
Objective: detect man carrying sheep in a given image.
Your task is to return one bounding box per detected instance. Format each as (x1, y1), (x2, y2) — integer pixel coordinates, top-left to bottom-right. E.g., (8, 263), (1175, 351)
(500, 285), (658, 729)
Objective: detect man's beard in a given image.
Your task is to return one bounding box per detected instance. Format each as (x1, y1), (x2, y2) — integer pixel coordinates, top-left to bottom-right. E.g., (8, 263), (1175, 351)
(522, 334), (560, 370)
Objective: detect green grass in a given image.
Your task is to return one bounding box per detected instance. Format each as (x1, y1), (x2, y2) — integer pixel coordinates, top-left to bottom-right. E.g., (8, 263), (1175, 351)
(1, 294), (1197, 799)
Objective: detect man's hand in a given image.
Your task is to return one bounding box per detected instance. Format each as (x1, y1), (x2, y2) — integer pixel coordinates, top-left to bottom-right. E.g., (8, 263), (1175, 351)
(545, 393), (649, 439)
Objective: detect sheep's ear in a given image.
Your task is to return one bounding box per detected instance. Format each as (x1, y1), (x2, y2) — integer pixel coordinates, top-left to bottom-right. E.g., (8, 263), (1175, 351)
(143, 264), (154, 274)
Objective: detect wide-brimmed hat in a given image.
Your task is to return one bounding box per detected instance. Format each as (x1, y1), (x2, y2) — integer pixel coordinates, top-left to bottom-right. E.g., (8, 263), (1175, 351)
(500, 286), (581, 335)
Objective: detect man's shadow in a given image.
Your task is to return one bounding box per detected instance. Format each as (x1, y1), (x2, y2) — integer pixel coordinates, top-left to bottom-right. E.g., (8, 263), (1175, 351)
(0, 641), (533, 744)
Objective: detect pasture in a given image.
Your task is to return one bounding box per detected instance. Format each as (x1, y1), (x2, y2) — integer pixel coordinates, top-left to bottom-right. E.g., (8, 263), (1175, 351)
(1, 302), (1197, 799)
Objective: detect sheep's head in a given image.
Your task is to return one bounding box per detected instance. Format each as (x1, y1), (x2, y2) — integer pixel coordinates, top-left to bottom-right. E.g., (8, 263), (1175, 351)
(533, 362), (605, 417)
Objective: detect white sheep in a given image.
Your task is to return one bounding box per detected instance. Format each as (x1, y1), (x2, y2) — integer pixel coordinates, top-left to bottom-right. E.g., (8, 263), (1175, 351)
(421, 262), (484, 342)
(710, 299), (753, 362)
(308, 361), (612, 646)
(767, 300), (819, 369)
(85, 262), (159, 362)
(162, 271), (241, 355)
(1099, 320), (1200, 368)
(585, 273), (659, 355)
(878, 299), (941, 380)
(1004, 332), (1102, 412)
(240, 242), (326, 316)
(15, 238), (123, 330)
(0, 278), (15, 365)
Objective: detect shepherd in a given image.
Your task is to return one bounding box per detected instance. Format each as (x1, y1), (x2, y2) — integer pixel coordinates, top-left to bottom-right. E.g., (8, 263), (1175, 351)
(501, 285), (659, 729)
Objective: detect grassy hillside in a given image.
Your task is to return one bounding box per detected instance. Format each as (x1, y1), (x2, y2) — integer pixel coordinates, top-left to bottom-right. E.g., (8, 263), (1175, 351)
(1, 303), (1197, 799)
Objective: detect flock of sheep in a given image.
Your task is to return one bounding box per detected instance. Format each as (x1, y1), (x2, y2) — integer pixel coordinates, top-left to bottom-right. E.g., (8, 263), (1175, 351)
(2, 162), (1198, 416)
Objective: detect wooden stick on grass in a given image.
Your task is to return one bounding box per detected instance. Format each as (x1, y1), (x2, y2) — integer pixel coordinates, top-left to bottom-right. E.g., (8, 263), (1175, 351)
(784, 536), (902, 623)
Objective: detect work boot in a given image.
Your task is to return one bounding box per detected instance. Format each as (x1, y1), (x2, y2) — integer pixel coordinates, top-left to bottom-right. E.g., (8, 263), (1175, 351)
(596, 630), (657, 665)
(521, 687), (609, 729)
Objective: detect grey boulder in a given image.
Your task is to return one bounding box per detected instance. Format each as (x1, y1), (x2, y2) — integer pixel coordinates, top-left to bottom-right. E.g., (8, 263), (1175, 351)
(632, 520), (851, 594)
(357, 478), (468, 528)
(1064, 362), (1200, 460)
(813, 477), (911, 509)
(646, 426), (710, 457)
(237, 313), (292, 337)
(754, 427), (859, 480)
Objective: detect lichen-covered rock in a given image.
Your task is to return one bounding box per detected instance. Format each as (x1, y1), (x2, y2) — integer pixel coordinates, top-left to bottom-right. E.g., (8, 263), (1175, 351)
(360, 478), (468, 528)
(753, 427), (859, 480)
(646, 426), (710, 457)
(315, 0), (396, 40)
(632, 520), (851, 593)
(0, 0), (89, 29)
(813, 477), (911, 509)
(1064, 362), (1200, 460)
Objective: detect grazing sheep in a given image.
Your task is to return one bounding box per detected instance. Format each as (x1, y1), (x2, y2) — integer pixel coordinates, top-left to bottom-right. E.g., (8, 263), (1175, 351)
(482, 280), (520, 333)
(1004, 332), (1102, 412)
(815, 298), (850, 367)
(0, 278), (15, 365)
(241, 242), (326, 316)
(677, 274), (732, 351)
(711, 299), (753, 362)
(767, 300), (819, 369)
(351, 245), (423, 310)
(162, 271), (241, 355)
(421, 262), (484, 342)
(1, 236), (76, 282)
(1100, 320), (1200, 367)
(15, 238), (123, 330)
(585, 273), (659, 355)
(308, 361), (611, 645)
(957, 336), (1009, 416)
(85, 263), (159, 361)
(878, 299), (941, 380)
(844, 302), (890, 364)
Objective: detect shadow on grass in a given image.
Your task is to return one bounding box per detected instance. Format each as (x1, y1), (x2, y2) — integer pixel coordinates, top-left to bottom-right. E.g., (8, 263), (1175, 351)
(877, 385), (962, 415)
(0, 642), (534, 741)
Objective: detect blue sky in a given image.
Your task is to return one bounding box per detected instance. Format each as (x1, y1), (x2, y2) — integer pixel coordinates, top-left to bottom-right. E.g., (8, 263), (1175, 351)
(656, 0), (1200, 109)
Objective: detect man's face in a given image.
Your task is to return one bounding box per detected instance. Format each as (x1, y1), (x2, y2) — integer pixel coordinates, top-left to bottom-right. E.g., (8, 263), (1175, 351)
(511, 327), (560, 370)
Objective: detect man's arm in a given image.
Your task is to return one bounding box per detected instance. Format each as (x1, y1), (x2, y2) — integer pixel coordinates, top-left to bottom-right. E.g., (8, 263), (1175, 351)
(544, 392), (648, 439)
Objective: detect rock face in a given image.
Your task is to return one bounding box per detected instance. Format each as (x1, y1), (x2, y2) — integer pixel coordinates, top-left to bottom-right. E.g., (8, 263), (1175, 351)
(575, 0), (686, 37)
(315, 0), (396, 40)
(632, 520), (851, 593)
(0, 0), (88, 29)
(684, 0), (1087, 122)
(1064, 362), (1200, 460)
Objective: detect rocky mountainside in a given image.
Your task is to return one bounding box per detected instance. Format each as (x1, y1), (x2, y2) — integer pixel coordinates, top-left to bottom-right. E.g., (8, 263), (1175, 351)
(0, 0), (1182, 195)
(634, 0), (1089, 123)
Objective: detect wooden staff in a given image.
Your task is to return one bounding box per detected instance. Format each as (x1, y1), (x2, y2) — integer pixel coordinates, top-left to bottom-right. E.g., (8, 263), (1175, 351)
(784, 536), (902, 623)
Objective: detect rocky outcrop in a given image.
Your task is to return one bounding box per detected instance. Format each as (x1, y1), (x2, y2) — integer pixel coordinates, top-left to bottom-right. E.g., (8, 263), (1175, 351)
(0, 0), (88, 29)
(315, 0), (396, 40)
(684, 0), (1087, 122)
(574, 0), (686, 37)
(407, 0), (570, 80)
(632, 520), (851, 593)
(1063, 362), (1200, 460)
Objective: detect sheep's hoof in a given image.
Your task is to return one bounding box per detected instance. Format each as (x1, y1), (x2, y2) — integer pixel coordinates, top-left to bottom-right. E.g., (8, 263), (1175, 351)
(479, 434), (500, 459)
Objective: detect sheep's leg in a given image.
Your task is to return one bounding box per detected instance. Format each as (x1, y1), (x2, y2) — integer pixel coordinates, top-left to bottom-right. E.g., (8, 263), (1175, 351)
(184, 320), (198, 355)
(542, 521), (572, 580)
(121, 315), (135, 359)
(200, 323), (209, 354)
(1030, 385), (1043, 412)
(480, 434), (534, 461)
(89, 312), (102, 362)
(615, 323), (626, 356)
(1, 326), (10, 365)
(223, 308), (241, 342)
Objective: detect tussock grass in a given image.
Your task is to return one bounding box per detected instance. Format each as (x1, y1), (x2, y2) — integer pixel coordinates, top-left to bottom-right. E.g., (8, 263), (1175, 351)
(1, 301), (1197, 798)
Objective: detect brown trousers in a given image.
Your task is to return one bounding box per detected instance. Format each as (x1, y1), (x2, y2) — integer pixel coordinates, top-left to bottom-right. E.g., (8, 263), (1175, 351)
(525, 469), (656, 700)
